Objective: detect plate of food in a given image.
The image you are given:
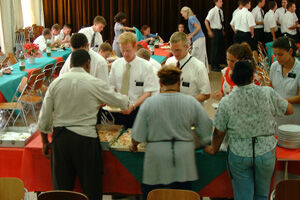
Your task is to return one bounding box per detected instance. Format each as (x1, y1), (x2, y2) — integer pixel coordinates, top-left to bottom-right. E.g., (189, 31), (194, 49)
(110, 129), (146, 152)
(102, 105), (121, 112)
(160, 45), (170, 49)
(107, 56), (118, 62)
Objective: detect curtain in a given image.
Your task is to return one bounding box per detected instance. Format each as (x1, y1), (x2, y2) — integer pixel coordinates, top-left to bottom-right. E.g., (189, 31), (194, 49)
(42, 0), (300, 63)
(30, 0), (44, 26)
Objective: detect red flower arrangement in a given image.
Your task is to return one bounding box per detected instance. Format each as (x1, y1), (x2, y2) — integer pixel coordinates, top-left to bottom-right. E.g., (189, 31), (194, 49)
(23, 42), (42, 58)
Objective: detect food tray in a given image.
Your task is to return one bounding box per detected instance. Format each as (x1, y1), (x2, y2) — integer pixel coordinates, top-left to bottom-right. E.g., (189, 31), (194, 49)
(109, 129), (146, 152)
(97, 124), (123, 150)
(0, 126), (37, 147)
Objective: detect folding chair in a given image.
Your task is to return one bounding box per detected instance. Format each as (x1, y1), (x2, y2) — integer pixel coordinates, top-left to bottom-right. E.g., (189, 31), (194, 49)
(0, 177), (29, 200)
(52, 61), (65, 80)
(38, 190), (88, 200)
(15, 29), (26, 54)
(0, 77), (29, 130)
(20, 73), (45, 122)
(43, 63), (54, 85)
(147, 189), (200, 200)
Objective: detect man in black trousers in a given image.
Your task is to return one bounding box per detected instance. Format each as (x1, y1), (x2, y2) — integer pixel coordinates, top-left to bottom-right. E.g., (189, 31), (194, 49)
(38, 49), (129, 200)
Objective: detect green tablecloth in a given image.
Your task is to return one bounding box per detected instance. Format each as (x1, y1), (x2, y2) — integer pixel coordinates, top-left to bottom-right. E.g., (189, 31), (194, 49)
(43, 48), (72, 61)
(151, 55), (166, 64)
(111, 149), (228, 192)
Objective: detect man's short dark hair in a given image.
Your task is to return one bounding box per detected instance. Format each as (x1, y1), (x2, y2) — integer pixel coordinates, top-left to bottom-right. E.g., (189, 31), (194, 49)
(268, 1), (277, 9)
(42, 28), (51, 36)
(241, 0), (250, 6)
(70, 33), (88, 49)
(100, 42), (112, 52)
(287, 2), (294, 9)
(63, 24), (72, 30)
(71, 49), (90, 68)
(231, 60), (254, 86)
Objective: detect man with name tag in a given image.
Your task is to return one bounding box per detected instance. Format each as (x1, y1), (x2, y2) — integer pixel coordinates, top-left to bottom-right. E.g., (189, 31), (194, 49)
(165, 32), (211, 104)
(205, 0), (225, 72)
(79, 16), (106, 53)
(109, 32), (159, 128)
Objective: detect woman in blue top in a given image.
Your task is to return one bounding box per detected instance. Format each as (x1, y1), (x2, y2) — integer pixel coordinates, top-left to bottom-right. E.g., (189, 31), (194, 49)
(140, 25), (164, 43)
(181, 6), (209, 72)
(112, 12), (135, 57)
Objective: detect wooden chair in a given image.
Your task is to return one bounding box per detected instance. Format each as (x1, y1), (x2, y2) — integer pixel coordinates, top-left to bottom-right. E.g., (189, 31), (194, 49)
(272, 180), (300, 200)
(38, 190), (88, 200)
(0, 177), (28, 200)
(32, 24), (44, 40)
(52, 61), (65, 80)
(147, 189), (200, 200)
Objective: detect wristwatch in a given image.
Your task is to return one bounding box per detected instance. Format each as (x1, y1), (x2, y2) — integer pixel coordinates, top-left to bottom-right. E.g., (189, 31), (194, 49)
(131, 103), (136, 110)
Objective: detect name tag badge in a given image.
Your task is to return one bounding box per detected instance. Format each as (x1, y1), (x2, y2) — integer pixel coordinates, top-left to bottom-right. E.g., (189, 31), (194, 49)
(288, 73), (296, 79)
(182, 82), (190, 87)
(136, 81), (144, 87)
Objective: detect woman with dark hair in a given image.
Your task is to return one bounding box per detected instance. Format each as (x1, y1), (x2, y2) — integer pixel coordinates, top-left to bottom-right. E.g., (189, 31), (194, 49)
(112, 12), (135, 57)
(205, 60), (293, 200)
(270, 36), (300, 125)
(130, 65), (212, 200)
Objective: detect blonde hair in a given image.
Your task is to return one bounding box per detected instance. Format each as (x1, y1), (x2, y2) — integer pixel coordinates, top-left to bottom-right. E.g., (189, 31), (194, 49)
(94, 16), (107, 26)
(181, 6), (195, 18)
(170, 32), (188, 46)
(118, 32), (136, 45)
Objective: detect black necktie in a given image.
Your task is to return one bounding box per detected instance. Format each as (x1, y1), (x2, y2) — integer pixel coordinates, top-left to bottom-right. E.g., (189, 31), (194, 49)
(91, 33), (96, 47)
(285, 9), (287, 14)
(177, 61), (180, 68)
(219, 9), (224, 29)
(260, 8), (264, 18)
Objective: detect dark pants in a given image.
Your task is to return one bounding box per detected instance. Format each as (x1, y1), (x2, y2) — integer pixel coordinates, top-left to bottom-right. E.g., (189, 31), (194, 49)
(111, 107), (139, 128)
(264, 32), (274, 43)
(277, 28), (283, 38)
(51, 127), (103, 200)
(254, 28), (264, 43)
(285, 33), (298, 42)
(141, 181), (193, 200)
(234, 31), (258, 51)
(210, 29), (223, 67)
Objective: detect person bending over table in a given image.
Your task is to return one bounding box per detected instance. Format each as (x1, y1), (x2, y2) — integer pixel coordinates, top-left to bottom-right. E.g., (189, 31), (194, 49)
(59, 33), (109, 83)
(34, 28), (60, 52)
(130, 65), (212, 200)
(181, 6), (209, 71)
(55, 24), (72, 44)
(109, 32), (159, 128)
(38, 49), (130, 200)
(165, 32), (211, 104)
(205, 60), (293, 200)
(99, 42), (113, 72)
(112, 12), (135, 57)
(270, 36), (300, 126)
(140, 25), (164, 43)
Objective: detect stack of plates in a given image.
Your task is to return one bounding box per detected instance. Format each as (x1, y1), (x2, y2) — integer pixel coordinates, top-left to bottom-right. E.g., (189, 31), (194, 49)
(277, 124), (300, 149)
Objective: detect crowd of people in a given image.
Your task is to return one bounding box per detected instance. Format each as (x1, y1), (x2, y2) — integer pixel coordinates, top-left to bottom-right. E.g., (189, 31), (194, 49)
(36, 0), (300, 200)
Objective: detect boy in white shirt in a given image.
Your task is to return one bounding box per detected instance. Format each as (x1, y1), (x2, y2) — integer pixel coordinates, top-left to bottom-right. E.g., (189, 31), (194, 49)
(251, 0), (266, 43)
(281, 2), (299, 41)
(264, 1), (278, 43)
(55, 24), (72, 44)
(33, 28), (52, 52)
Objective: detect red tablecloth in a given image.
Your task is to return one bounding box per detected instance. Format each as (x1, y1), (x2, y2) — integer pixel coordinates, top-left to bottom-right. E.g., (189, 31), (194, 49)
(0, 92), (5, 103)
(154, 47), (172, 59)
(51, 57), (64, 63)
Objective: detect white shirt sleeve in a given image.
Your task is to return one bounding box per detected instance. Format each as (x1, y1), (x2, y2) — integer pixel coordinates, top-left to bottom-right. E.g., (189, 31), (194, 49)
(94, 57), (109, 84)
(143, 62), (160, 93)
(248, 12), (256, 28)
(34, 36), (46, 52)
(109, 60), (118, 90)
(197, 62), (211, 95)
(59, 56), (71, 76)
(205, 9), (214, 22)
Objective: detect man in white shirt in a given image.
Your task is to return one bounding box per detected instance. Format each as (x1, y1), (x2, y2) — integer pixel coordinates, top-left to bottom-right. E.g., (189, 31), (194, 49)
(275, 0), (297, 37)
(205, 0), (224, 71)
(59, 33), (109, 84)
(230, 0), (243, 42)
(231, 0), (257, 52)
(264, 1), (278, 43)
(33, 28), (52, 52)
(282, 2), (299, 41)
(55, 24), (72, 44)
(165, 32), (211, 103)
(251, 0), (266, 43)
(38, 49), (129, 200)
(109, 32), (159, 128)
(79, 16), (106, 53)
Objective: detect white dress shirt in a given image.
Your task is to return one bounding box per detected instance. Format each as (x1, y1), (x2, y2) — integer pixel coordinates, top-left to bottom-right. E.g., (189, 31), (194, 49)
(230, 8), (242, 27)
(33, 35), (47, 51)
(60, 49), (109, 84)
(264, 10), (277, 33)
(275, 7), (287, 29)
(149, 57), (161, 73)
(251, 6), (264, 29)
(206, 6), (224, 30)
(231, 7), (256, 32)
(281, 11), (297, 35)
(109, 56), (159, 104)
(38, 67), (129, 138)
(55, 30), (70, 42)
(165, 53), (211, 97)
(79, 26), (103, 52)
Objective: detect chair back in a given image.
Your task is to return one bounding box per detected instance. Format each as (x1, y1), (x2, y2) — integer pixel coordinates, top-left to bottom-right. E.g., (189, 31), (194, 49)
(8, 53), (18, 65)
(38, 190), (88, 200)
(275, 179), (300, 200)
(32, 73), (46, 91)
(147, 189), (200, 200)
(53, 61), (65, 77)
(26, 68), (43, 91)
(0, 177), (25, 200)
(43, 63), (54, 82)
(15, 29), (26, 53)
(32, 24), (44, 40)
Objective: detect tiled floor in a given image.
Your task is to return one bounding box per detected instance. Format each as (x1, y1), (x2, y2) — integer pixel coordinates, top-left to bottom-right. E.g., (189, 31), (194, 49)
(25, 71), (222, 200)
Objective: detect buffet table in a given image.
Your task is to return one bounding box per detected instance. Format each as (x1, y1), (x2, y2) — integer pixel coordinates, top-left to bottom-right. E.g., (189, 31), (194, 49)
(0, 131), (234, 198)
